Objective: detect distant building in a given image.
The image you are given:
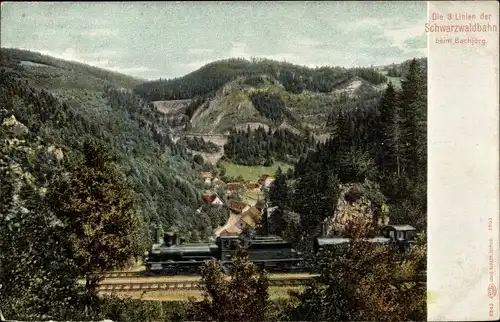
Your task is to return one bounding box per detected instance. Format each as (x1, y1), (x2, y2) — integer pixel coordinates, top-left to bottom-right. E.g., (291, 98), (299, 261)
(241, 206), (263, 223)
(227, 200), (250, 214)
(213, 207), (261, 237)
(214, 213), (244, 236)
(226, 182), (246, 196)
(201, 193), (224, 206)
(246, 181), (261, 191)
(200, 172), (213, 179)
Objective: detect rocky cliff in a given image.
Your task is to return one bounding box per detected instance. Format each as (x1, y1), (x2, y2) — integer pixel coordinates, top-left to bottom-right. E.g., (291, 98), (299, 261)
(325, 180), (389, 236)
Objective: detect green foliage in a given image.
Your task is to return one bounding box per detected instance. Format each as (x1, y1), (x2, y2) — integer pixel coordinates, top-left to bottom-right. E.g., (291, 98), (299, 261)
(373, 81), (401, 173)
(399, 59), (427, 181)
(224, 126), (315, 166)
(178, 136), (220, 153)
(290, 223), (426, 322)
(292, 172), (340, 237)
(187, 250), (273, 322)
(0, 127), (83, 321)
(134, 57), (387, 101)
(185, 96), (207, 119)
(1, 47), (142, 89)
(219, 161), (292, 182)
(47, 138), (142, 297)
(250, 91), (290, 122)
(292, 58), (427, 233)
(265, 167), (293, 236)
(95, 296), (188, 322)
(349, 67), (388, 84)
(0, 54), (208, 246)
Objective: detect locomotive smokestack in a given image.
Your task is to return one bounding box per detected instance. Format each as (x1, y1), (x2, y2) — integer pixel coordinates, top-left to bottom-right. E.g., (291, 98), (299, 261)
(321, 221), (327, 237)
(154, 225), (163, 243)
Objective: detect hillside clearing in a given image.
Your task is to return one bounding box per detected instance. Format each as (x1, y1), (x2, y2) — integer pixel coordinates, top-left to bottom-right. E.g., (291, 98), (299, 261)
(221, 161), (292, 181)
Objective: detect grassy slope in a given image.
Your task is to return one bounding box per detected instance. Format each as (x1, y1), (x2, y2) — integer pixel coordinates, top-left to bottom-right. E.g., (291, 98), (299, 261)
(1, 47), (143, 90)
(221, 161), (292, 181)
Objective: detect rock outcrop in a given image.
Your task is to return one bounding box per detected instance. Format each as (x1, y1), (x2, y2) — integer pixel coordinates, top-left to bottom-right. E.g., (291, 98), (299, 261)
(2, 115), (28, 137)
(325, 180), (389, 236)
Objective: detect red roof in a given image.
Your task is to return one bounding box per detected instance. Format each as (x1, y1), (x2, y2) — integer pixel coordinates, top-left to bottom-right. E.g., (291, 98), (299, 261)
(202, 194), (217, 203)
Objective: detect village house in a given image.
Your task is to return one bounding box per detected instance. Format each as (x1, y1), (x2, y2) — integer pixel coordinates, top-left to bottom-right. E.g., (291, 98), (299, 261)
(226, 182), (246, 197)
(217, 225), (242, 236)
(227, 200), (250, 215)
(236, 213), (257, 230)
(213, 203), (263, 237)
(201, 192), (224, 206)
(245, 181), (261, 192)
(214, 213), (243, 236)
(241, 205), (263, 223)
(200, 172), (213, 186)
(254, 199), (266, 211)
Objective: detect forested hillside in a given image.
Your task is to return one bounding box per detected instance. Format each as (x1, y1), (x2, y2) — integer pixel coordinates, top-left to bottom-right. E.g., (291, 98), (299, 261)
(0, 48), (213, 246)
(134, 57), (388, 102)
(264, 58), (427, 250)
(132, 57), (405, 157)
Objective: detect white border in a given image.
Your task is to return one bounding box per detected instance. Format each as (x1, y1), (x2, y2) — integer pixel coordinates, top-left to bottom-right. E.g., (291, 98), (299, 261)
(427, 1), (500, 321)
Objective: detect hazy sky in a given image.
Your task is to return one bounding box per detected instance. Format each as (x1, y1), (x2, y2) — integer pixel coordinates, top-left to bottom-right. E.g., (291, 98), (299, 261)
(1, 1), (427, 80)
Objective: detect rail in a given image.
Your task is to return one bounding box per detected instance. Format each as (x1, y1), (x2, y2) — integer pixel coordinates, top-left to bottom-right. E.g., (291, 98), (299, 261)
(98, 276), (313, 292)
(98, 271), (426, 292)
(100, 271), (146, 278)
(101, 270), (426, 280)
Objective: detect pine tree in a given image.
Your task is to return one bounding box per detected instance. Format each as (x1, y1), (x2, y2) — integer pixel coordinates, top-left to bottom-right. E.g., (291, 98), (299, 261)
(399, 59), (426, 179)
(376, 82), (400, 173)
(267, 167), (290, 235)
(293, 171), (339, 234)
(268, 167), (289, 209)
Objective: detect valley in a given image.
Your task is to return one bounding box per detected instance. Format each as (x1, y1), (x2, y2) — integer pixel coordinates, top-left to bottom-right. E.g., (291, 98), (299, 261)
(1, 46), (427, 322)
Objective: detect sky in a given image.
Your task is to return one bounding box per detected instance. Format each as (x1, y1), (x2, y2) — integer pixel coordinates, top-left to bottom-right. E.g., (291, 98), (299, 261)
(1, 1), (427, 80)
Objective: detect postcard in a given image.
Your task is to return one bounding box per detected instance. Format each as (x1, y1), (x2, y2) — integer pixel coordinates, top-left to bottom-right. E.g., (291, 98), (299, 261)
(0, 1), (498, 321)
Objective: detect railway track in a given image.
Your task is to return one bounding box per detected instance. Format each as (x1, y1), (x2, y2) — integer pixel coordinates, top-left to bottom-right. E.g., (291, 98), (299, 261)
(102, 270), (427, 279)
(98, 271), (426, 292)
(100, 271), (145, 278)
(98, 276), (313, 292)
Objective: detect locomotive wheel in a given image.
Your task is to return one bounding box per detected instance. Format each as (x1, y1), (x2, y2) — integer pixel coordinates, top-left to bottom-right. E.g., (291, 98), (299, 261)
(164, 266), (178, 275)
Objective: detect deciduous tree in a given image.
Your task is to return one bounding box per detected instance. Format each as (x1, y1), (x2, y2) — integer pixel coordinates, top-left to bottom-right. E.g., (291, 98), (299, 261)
(48, 138), (142, 300)
(187, 250), (272, 322)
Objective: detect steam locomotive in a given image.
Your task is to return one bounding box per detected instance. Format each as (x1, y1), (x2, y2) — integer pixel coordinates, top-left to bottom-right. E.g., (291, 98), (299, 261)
(143, 224), (418, 275)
